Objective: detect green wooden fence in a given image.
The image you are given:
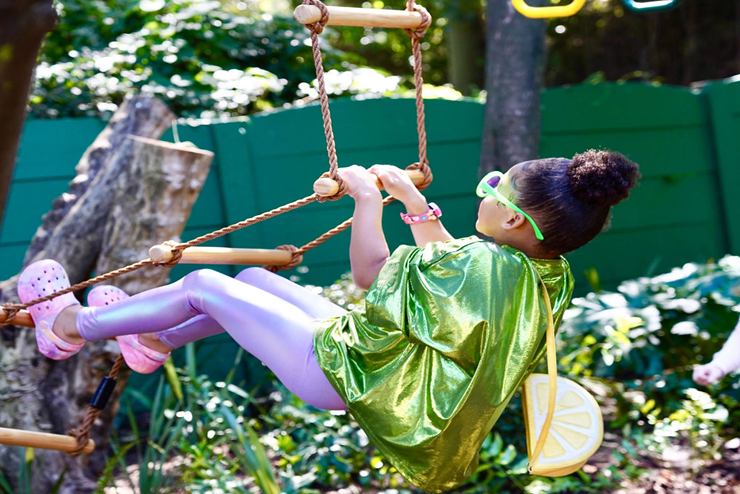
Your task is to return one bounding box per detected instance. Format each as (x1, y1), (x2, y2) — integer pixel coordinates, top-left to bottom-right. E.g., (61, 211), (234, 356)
(4, 81), (738, 292)
(2, 80), (739, 386)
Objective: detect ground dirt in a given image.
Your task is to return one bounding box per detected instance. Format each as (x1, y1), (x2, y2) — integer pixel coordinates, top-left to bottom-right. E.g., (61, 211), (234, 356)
(587, 436), (740, 494)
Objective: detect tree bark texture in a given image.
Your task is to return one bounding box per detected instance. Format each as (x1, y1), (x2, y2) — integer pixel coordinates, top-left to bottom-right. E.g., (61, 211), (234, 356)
(0, 0), (57, 227)
(480, 0), (547, 175)
(24, 96), (177, 265)
(0, 98), (213, 493)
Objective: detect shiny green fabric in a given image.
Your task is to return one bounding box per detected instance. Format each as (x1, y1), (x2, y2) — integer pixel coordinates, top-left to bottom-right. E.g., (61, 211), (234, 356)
(313, 237), (574, 493)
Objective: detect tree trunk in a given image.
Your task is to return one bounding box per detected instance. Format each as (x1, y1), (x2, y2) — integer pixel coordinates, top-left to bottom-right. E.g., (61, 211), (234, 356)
(0, 98), (213, 493)
(0, 0), (57, 227)
(480, 0), (547, 175)
(447, 10), (485, 95)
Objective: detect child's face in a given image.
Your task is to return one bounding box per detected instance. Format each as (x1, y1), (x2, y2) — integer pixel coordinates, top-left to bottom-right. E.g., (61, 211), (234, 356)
(475, 164), (525, 241)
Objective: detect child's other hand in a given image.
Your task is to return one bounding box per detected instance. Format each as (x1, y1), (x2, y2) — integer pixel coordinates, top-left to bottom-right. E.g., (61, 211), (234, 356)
(693, 363), (725, 386)
(369, 165), (424, 205)
(338, 166), (382, 201)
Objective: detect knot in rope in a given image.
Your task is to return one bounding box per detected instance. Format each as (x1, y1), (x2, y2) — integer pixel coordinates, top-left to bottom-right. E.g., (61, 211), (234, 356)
(0, 304), (22, 327)
(303, 0), (330, 34)
(263, 245), (303, 273)
(154, 241), (185, 267)
(406, 161), (433, 191)
(316, 171), (348, 202)
(405, 1), (431, 39)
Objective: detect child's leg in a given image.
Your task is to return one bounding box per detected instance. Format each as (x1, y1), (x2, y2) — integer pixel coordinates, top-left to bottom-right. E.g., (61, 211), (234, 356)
(76, 269), (346, 410)
(156, 267), (345, 349)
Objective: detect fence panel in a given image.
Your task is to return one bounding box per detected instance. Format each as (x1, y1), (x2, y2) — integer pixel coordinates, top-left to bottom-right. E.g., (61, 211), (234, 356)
(540, 83), (728, 288)
(704, 79), (740, 255)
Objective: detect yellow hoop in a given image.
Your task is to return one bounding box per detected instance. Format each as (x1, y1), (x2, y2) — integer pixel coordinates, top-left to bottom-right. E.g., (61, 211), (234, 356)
(511, 0), (586, 18)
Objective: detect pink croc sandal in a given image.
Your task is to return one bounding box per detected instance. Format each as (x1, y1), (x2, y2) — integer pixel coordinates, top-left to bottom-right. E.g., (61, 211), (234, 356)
(17, 260), (84, 360)
(88, 285), (170, 374)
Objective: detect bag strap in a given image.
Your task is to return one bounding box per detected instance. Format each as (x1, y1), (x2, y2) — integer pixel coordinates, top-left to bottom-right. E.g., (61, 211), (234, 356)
(527, 273), (558, 474)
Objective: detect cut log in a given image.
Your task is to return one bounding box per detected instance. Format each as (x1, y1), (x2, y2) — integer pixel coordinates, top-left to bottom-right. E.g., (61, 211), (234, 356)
(0, 97), (206, 494)
(25, 97), (176, 264)
(94, 136), (214, 293)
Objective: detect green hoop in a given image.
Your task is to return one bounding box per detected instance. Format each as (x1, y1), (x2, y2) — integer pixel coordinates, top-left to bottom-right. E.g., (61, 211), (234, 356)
(623, 0), (682, 13)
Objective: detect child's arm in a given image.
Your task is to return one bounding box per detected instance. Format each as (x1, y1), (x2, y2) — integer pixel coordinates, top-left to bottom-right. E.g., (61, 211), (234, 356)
(370, 165), (454, 247)
(339, 166), (390, 290)
(694, 316), (740, 385)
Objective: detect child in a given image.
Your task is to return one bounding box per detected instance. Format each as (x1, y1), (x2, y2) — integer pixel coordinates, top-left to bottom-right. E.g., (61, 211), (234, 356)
(693, 316), (740, 385)
(18, 149), (639, 492)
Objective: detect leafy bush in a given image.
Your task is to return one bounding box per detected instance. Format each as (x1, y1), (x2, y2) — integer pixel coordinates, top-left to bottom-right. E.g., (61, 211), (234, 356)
(34, 0), (406, 119)
(558, 255), (740, 463)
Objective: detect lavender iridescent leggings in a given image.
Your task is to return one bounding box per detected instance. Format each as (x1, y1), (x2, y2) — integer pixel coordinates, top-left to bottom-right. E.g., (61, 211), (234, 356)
(76, 268), (347, 411)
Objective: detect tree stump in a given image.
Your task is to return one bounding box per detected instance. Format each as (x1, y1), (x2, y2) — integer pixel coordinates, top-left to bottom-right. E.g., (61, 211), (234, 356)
(0, 97), (213, 493)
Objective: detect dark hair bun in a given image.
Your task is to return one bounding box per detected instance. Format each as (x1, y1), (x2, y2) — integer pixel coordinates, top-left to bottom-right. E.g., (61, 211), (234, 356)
(567, 150), (641, 206)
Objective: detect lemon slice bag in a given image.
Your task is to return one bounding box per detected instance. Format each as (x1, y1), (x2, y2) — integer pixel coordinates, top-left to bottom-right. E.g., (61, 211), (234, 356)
(522, 275), (604, 477)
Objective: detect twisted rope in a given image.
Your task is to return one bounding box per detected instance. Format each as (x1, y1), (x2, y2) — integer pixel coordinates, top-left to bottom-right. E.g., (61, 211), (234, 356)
(67, 354), (126, 456)
(0, 259), (159, 326)
(405, 0), (432, 177)
(302, 0), (346, 201)
(153, 194), (321, 268)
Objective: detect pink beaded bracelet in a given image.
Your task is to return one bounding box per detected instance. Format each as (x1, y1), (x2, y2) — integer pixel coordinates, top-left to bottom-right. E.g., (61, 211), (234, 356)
(400, 203), (442, 225)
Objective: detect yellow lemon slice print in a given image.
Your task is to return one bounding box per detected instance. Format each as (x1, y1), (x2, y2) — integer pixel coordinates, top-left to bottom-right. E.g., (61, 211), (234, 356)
(522, 374), (604, 477)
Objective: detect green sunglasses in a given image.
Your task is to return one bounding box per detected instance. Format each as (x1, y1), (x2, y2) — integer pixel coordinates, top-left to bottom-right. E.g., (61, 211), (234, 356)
(476, 171), (545, 241)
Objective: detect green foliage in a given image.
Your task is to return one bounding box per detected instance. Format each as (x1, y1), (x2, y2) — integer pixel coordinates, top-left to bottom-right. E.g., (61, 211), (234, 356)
(104, 346), (280, 494)
(102, 378), (187, 494)
(35, 0), (390, 118)
(35, 0), (466, 120)
(267, 390), (393, 492)
(544, 0), (740, 86)
(312, 0), (454, 87)
(0, 451), (65, 494)
(558, 255), (740, 464)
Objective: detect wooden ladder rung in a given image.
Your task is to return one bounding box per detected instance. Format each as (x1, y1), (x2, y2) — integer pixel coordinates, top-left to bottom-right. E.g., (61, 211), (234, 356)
(0, 427), (95, 454)
(0, 309), (33, 327)
(294, 5), (427, 29)
(148, 246), (302, 266)
(313, 169), (426, 197)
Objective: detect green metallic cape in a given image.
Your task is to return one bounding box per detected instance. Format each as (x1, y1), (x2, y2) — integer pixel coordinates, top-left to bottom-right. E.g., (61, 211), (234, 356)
(313, 237), (574, 492)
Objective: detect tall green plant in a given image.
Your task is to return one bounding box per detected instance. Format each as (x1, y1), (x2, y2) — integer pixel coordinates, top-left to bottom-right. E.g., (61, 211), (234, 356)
(100, 378), (187, 494)
(0, 450), (65, 494)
